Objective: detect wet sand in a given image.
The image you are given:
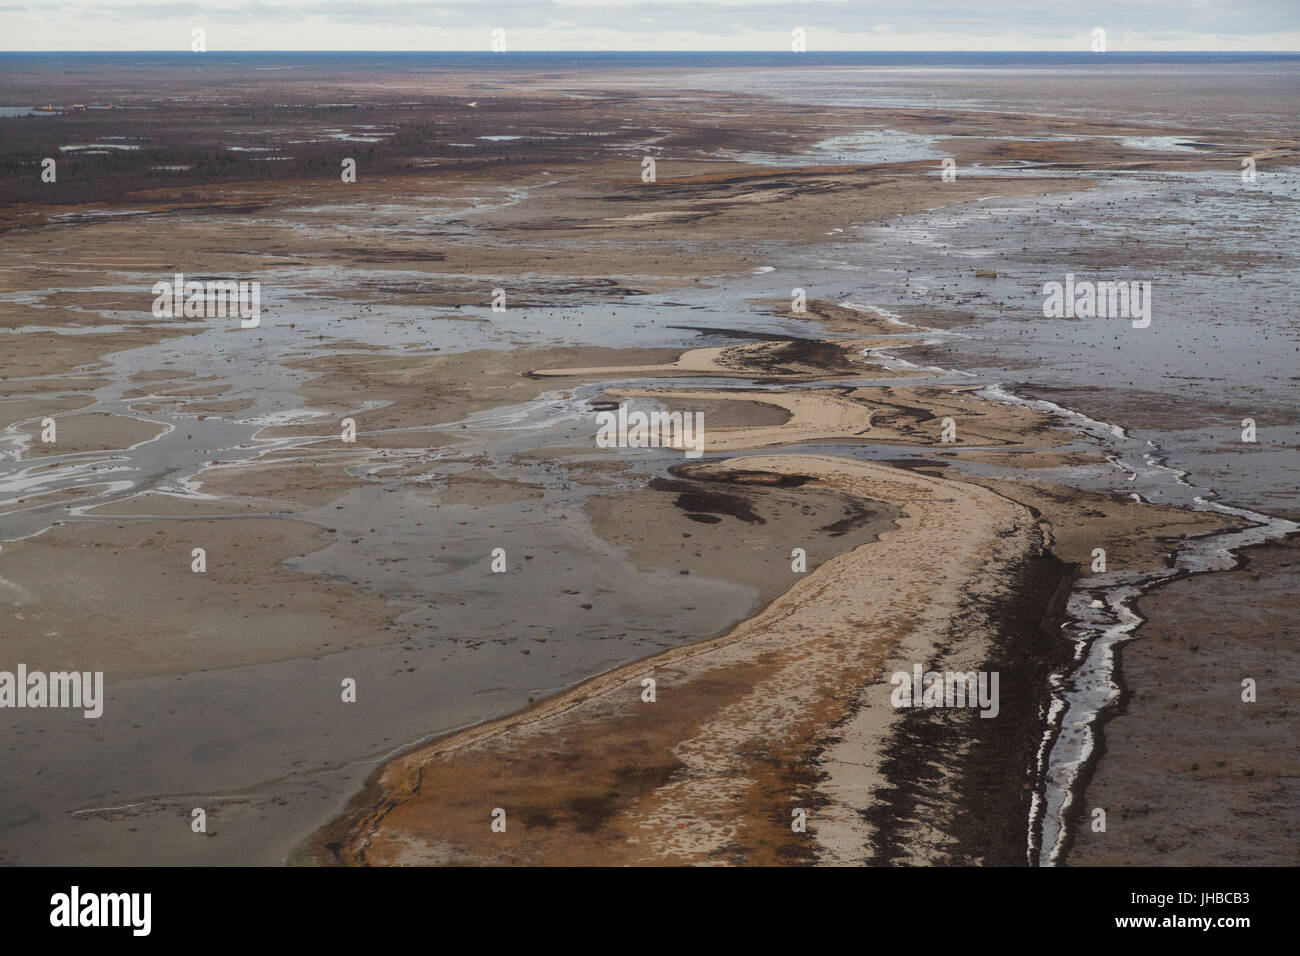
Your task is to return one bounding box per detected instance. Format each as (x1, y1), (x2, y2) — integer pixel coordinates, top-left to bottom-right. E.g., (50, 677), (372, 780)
(299, 453), (1054, 865)
(1, 60), (1295, 868)
(1067, 535), (1300, 866)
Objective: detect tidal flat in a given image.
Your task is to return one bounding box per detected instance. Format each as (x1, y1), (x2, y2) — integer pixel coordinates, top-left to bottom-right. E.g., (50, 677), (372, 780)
(0, 53), (1296, 866)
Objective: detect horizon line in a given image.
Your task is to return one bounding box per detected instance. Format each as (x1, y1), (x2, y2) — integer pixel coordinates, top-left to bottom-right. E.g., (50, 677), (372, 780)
(2, 48), (1299, 54)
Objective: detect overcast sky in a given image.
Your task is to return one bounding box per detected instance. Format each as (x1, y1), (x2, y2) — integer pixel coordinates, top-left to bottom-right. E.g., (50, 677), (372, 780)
(3, 1), (1298, 52)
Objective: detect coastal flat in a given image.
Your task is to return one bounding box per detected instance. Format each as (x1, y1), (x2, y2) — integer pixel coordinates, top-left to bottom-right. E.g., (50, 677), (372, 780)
(1, 56), (1295, 868)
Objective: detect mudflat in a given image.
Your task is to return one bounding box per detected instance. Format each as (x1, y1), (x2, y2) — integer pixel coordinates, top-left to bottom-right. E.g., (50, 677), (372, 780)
(1, 55), (1295, 868)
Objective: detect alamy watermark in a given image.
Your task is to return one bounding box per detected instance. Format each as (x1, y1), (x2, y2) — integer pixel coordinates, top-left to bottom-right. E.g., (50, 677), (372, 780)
(151, 272), (261, 328)
(50, 886), (150, 936)
(1042, 273), (1151, 328)
(0, 665), (103, 718)
(595, 403), (704, 458)
(890, 663), (999, 718)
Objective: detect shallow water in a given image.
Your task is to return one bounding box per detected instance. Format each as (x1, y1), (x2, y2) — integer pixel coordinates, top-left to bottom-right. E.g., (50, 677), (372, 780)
(795, 168), (1300, 518)
(686, 56), (1300, 135)
(0, 258), (874, 864)
(1, 59), (1295, 863)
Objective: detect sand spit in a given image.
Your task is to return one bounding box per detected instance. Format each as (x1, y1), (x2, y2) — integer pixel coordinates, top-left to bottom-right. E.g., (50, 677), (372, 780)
(5, 62), (1293, 868)
(533, 336), (911, 382)
(299, 453), (1059, 866)
(603, 383), (1066, 451)
(528, 299), (943, 385)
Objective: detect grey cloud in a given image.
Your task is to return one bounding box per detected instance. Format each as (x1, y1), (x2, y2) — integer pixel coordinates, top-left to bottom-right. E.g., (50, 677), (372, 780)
(66, 0), (1300, 38)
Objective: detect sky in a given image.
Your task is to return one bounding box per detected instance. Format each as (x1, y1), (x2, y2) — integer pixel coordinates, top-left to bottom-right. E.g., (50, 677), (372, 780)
(2, 0), (1299, 52)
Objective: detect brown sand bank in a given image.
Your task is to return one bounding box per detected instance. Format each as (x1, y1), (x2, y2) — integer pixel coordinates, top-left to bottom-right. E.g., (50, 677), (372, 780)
(299, 453), (1062, 866)
(962, 477), (1250, 575)
(5, 67), (1289, 870)
(12, 411), (168, 458)
(605, 382), (1067, 451)
(533, 336), (911, 382)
